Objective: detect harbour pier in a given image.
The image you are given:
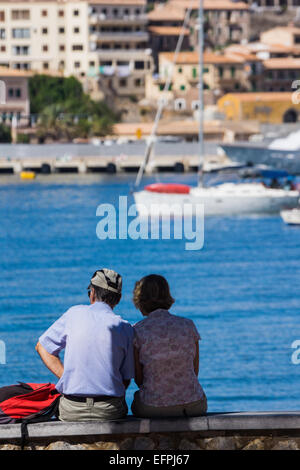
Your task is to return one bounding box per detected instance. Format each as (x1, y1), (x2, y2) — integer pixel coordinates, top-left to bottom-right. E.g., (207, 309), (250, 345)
(0, 142), (226, 175)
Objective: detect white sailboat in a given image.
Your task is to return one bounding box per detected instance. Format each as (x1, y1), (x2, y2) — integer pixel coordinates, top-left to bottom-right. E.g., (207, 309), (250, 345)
(132, 1), (300, 217)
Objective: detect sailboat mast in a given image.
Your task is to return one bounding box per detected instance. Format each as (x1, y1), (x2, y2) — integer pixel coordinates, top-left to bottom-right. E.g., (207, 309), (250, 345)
(197, 0), (204, 187)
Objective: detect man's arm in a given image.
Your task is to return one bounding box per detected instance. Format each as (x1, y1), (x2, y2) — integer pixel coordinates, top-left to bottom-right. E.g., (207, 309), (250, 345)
(35, 341), (64, 379)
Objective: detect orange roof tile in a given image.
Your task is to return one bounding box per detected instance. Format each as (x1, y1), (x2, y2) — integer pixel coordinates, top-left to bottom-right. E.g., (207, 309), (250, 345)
(170, 0), (249, 10)
(263, 26), (300, 35)
(147, 5), (185, 21)
(149, 26), (189, 35)
(160, 51), (245, 64)
(263, 58), (300, 69)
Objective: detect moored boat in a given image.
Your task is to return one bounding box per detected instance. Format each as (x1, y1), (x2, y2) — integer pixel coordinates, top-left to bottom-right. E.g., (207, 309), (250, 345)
(281, 208), (300, 225)
(135, 183), (300, 217)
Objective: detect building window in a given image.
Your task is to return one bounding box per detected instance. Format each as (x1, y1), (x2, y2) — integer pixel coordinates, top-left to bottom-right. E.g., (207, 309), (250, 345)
(174, 98), (186, 111)
(41, 10), (47, 17)
(192, 67), (197, 78)
(180, 85), (185, 91)
(43, 62), (49, 69)
(135, 61), (144, 70)
(72, 45), (83, 51)
(0, 11), (4, 22)
(42, 45), (48, 52)
(12, 63), (30, 70)
(42, 28), (48, 35)
(59, 27), (65, 34)
(8, 88), (22, 98)
(135, 78), (142, 87)
(59, 60), (65, 69)
(74, 61), (81, 68)
(12, 10), (30, 20)
(73, 9), (79, 16)
(58, 10), (64, 17)
(74, 27), (80, 33)
(119, 78), (127, 87)
(12, 28), (30, 39)
(0, 45), (5, 52)
(59, 45), (65, 51)
(12, 45), (30, 55)
(178, 67), (183, 73)
(0, 29), (5, 39)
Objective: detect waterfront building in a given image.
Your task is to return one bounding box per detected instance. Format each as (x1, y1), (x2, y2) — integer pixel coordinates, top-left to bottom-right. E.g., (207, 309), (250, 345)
(144, 51), (260, 117)
(0, 0), (153, 101)
(260, 25), (300, 48)
(147, 3), (189, 71)
(218, 92), (299, 123)
(225, 27), (300, 91)
(262, 57), (300, 91)
(0, 67), (31, 127)
(168, 0), (250, 48)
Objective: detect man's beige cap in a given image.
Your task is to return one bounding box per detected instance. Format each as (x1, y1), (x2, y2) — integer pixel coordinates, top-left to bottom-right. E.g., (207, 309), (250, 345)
(90, 269), (122, 294)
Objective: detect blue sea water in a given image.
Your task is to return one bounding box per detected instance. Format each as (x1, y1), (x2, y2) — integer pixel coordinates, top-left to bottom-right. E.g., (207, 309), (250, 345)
(0, 173), (300, 413)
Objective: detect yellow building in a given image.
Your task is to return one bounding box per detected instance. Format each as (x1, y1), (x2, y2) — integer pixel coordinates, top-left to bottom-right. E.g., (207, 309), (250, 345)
(218, 92), (300, 123)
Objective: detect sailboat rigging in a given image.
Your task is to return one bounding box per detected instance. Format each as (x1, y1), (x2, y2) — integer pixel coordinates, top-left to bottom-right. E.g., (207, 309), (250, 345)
(132, 1), (299, 216)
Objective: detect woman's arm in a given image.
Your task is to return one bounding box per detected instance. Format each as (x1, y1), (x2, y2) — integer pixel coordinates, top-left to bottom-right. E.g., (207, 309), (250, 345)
(194, 341), (199, 376)
(35, 341), (64, 379)
(134, 346), (143, 387)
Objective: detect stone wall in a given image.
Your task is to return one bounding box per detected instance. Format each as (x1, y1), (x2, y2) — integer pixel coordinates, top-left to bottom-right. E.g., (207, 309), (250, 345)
(1, 433), (300, 450)
(1, 412), (300, 450)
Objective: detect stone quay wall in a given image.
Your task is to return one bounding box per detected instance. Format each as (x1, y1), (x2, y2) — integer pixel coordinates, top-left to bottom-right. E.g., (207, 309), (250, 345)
(1, 412), (300, 450)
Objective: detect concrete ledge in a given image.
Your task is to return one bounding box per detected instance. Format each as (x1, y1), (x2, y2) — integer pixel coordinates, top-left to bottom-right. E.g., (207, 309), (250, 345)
(1, 412), (300, 441)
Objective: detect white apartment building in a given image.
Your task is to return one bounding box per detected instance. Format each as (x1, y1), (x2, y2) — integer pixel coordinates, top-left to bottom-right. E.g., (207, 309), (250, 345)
(0, 0), (153, 98)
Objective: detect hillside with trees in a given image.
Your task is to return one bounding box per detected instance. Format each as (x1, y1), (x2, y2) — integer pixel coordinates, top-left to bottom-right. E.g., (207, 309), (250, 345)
(29, 75), (118, 142)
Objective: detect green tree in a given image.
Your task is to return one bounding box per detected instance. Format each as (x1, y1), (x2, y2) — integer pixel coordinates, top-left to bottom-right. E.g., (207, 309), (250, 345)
(30, 74), (118, 141)
(0, 123), (11, 143)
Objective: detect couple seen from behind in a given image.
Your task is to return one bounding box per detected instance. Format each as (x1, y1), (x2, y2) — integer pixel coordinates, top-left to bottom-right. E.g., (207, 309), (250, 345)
(36, 269), (207, 421)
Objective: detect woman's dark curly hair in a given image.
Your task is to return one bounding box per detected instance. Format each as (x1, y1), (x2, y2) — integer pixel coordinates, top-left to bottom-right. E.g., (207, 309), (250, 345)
(133, 274), (175, 315)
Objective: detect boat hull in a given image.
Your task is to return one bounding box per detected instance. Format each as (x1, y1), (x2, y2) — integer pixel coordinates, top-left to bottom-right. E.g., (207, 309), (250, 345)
(281, 209), (300, 225)
(220, 144), (300, 175)
(134, 184), (300, 217)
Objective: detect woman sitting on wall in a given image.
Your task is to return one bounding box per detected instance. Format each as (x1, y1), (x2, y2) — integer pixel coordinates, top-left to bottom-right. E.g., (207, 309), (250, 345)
(131, 274), (207, 418)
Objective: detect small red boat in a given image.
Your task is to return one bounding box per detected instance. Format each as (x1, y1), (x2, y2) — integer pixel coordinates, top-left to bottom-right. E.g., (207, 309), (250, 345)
(144, 183), (191, 194)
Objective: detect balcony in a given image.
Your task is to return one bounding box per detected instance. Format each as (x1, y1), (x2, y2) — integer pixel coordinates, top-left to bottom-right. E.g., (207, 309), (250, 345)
(89, 14), (147, 25)
(89, 47), (152, 60)
(89, 31), (149, 43)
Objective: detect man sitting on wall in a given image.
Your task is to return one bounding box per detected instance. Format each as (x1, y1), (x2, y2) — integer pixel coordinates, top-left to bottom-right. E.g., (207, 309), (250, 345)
(36, 269), (134, 421)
